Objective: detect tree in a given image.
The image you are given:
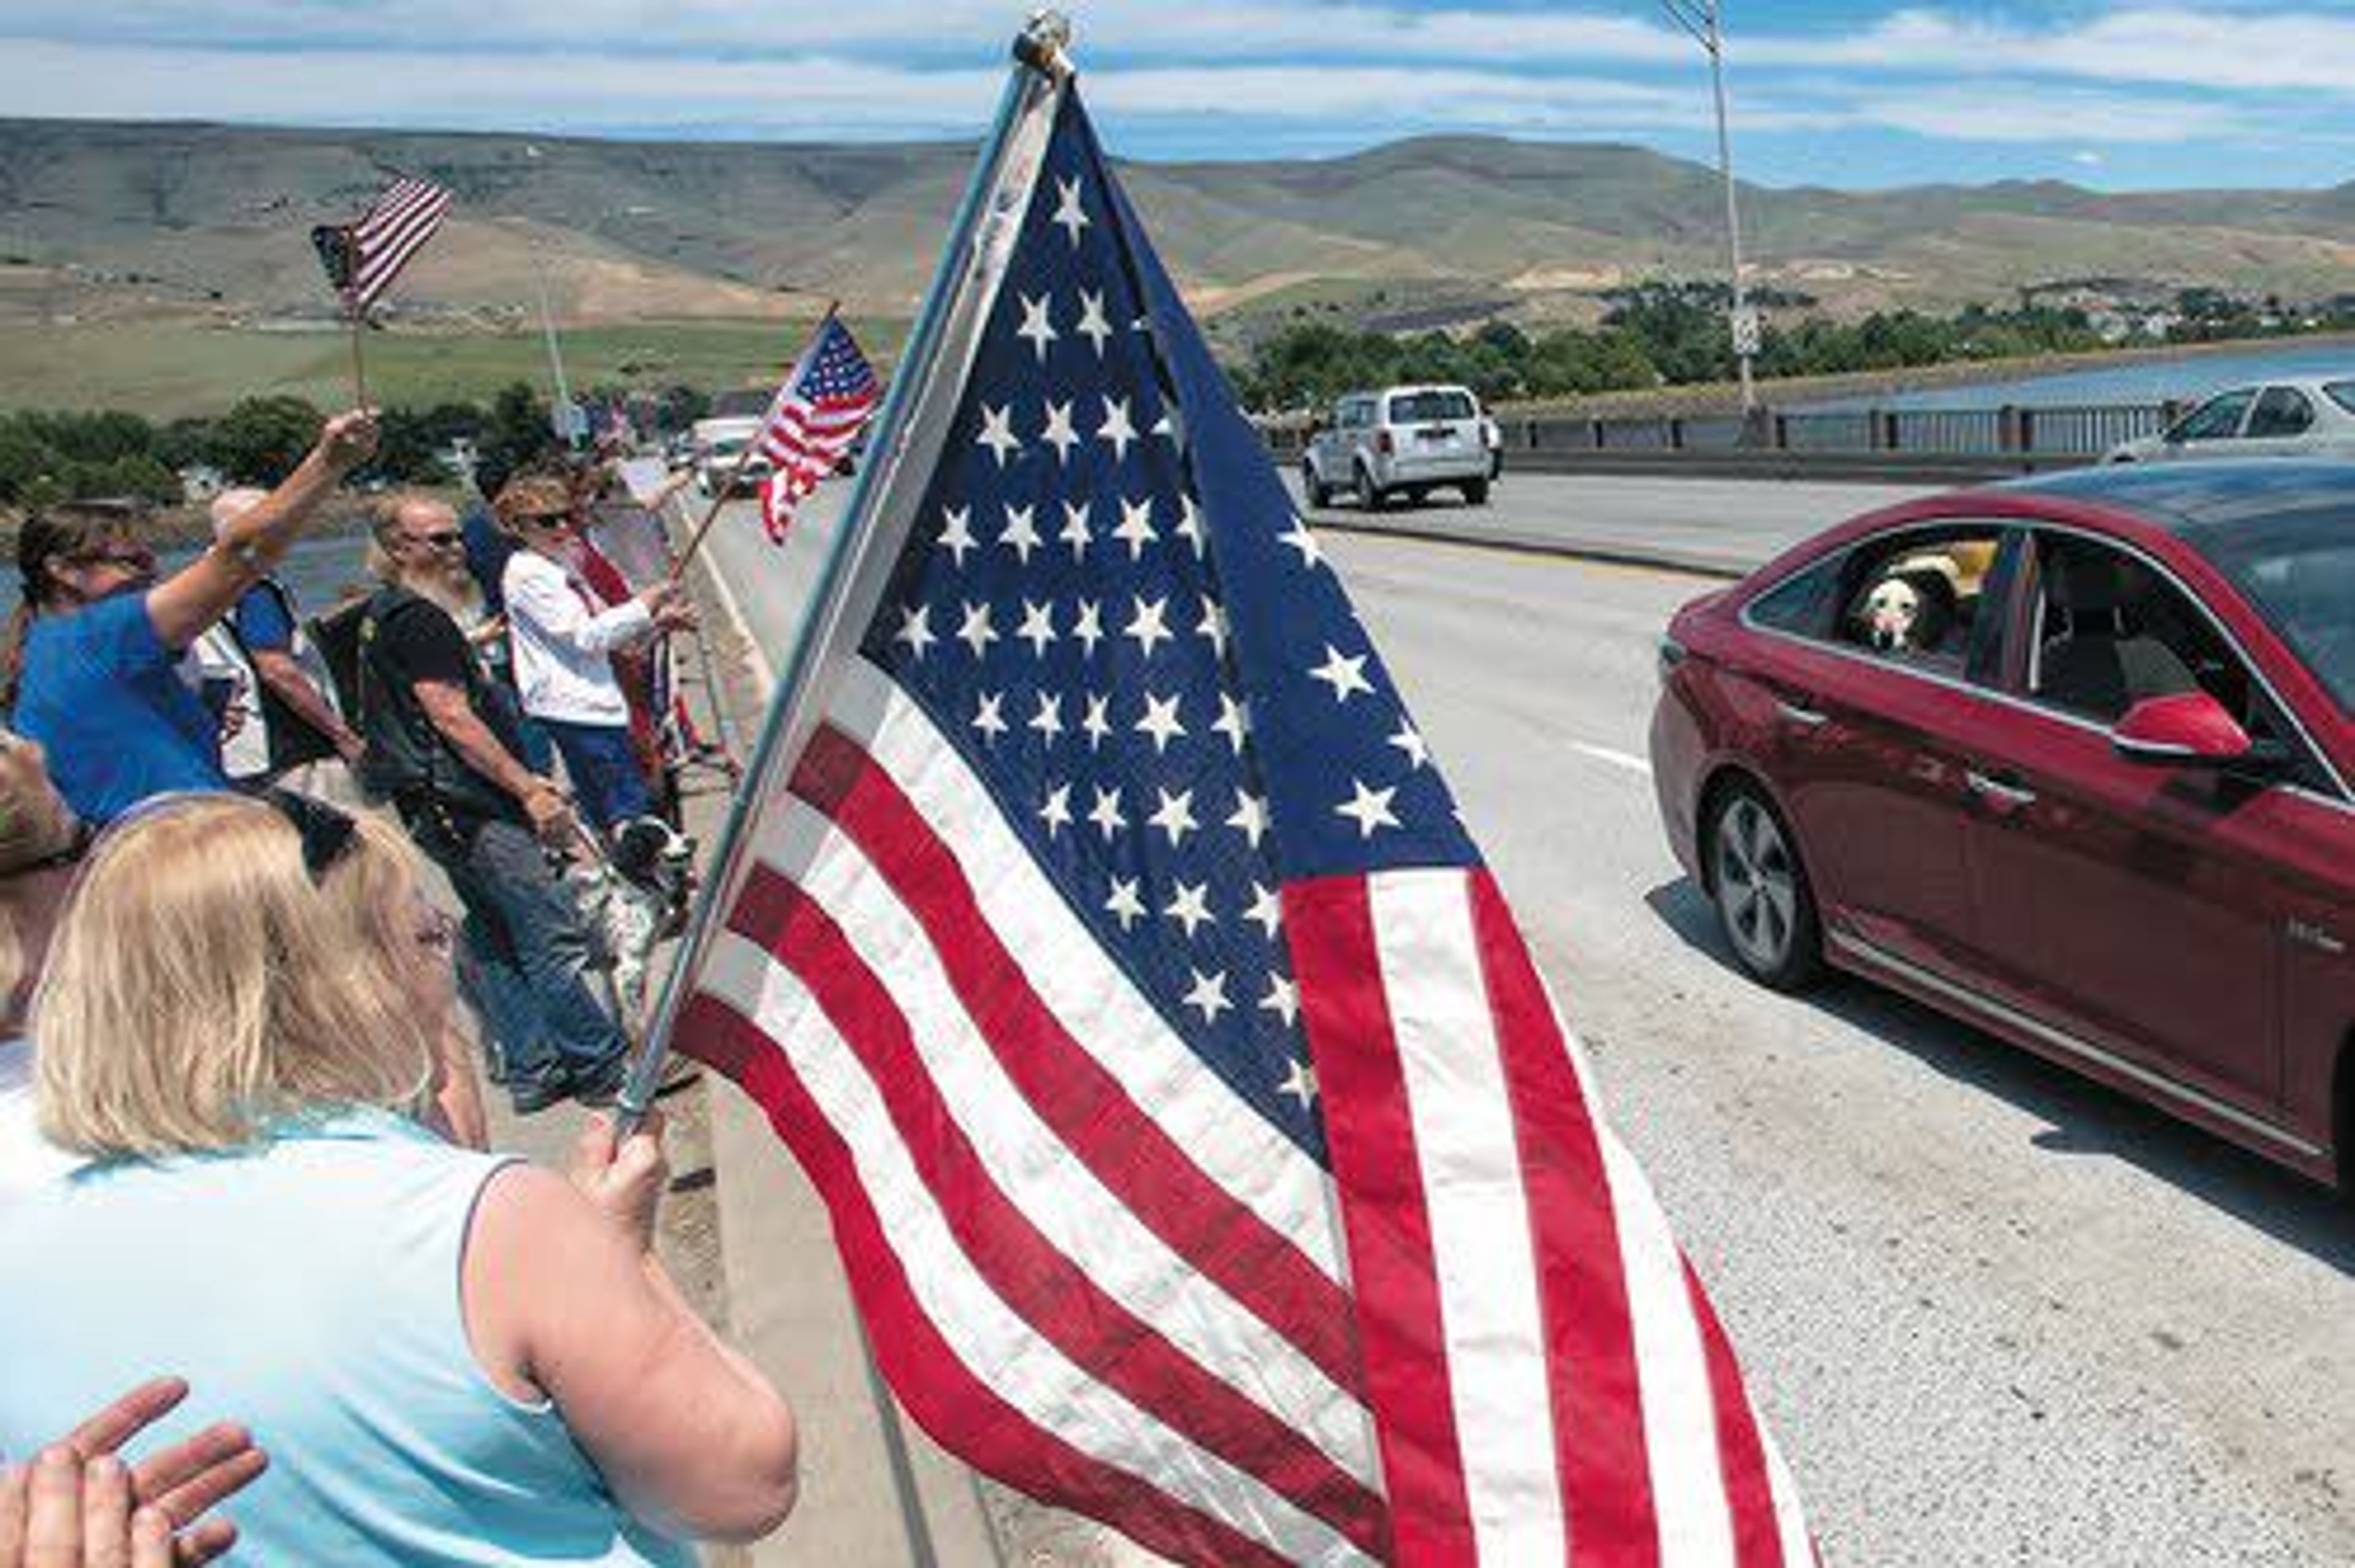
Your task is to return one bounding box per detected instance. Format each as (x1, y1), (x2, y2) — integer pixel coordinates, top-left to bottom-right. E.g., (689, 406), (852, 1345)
(654, 383), (710, 432)
(473, 381), (559, 499)
(209, 396), (323, 484)
(359, 407), (456, 486)
(88, 453), (181, 505)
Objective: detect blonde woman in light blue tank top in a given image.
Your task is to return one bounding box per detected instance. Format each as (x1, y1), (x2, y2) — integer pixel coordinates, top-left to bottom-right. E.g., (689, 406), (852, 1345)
(0, 794), (798, 1564)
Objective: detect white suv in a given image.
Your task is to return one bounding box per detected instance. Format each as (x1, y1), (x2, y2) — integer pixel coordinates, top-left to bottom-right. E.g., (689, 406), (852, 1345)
(1303, 384), (1492, 510)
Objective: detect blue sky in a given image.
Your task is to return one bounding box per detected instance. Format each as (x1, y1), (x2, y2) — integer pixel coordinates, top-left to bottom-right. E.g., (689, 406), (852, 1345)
(2, 3), (2351, 190)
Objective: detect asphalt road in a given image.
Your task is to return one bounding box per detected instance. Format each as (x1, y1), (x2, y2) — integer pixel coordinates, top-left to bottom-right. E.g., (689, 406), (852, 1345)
(702, 472), (2353, 1567)
(1291, 467), (1939, 577)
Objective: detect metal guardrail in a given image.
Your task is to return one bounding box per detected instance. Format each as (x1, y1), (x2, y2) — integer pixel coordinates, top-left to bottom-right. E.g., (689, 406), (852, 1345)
(1263, 400), (2178, 481)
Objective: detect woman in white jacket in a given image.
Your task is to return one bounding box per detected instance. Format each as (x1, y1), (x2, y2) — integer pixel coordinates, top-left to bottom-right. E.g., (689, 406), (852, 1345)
(492, 476), (693, 834)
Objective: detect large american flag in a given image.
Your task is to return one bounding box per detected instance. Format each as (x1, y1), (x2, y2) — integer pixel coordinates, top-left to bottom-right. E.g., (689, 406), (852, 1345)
(672, 82), (1810, 1566)
(756, 315), (881, 543)
(311, 174), (452, 315)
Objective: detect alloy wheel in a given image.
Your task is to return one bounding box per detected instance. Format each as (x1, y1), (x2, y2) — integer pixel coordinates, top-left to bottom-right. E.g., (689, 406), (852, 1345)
(1715, 795), (1801, 974)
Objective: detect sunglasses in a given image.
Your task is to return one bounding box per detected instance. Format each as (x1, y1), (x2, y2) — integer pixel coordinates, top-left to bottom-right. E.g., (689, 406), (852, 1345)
(262, 788), (358, 884)
(405, 530), (465, 549)
(76, 547), (157, 572)
(519, 512), (576, 530)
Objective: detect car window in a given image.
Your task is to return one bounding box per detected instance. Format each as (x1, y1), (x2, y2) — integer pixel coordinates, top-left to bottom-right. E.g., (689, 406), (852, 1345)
(2020, 535), (2324, 787)
(1830, 524), (2011, 677)
(1388, 391), (1477, 423)
(2196, 509), (2355, 717)
(1744, 555), (1845, 639)
(2325, 381), (2355, 417)
(2246, 387), (2315, 438)
(2169, 389), (2255, 442)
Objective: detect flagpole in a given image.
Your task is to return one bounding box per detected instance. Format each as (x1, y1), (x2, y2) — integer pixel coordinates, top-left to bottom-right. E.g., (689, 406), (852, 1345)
(615, 18), (1072, 1136)
(667, 300), (841, 583)
(346, 308), (370, 407)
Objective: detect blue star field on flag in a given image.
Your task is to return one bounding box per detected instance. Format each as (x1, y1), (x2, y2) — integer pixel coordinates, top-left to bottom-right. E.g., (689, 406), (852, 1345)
(857, 91), (1479, 1162)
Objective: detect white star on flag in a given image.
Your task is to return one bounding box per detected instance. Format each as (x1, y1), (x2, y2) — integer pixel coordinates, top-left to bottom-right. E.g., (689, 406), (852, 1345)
(1016, 293), (1059, 361)
(1164, 879), (1214, 937)
(937, 507), (978, 566)
(1334, 777), (1400, 838)
(1051, 176), (1090, 247)
(1098, 395), (1137, 461)
(1309, 644), (1374, 703)
(1147, 786), (1199, 848)
(1041, 400), (1081, 462)
(976, 403), (1021, 465)
(1134, 691), (1185, 752)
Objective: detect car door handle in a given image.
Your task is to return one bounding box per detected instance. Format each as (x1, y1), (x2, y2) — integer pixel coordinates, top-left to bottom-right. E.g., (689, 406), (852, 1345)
(1966, 770), (2038, 808)
(1777, 700), (1829, 729)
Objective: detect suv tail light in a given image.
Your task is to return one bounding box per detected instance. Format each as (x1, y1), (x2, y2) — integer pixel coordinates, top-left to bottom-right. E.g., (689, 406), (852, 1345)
(1375, 430), (1395, 456)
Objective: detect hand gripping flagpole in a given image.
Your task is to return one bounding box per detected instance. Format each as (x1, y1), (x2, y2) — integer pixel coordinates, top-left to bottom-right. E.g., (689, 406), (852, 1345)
(667, 299), (842, 583)
(615, 13), (1076, 1136)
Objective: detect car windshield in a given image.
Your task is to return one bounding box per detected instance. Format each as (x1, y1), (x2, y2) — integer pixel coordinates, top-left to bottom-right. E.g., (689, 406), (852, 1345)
(1390, 391), (1476, 423)
(2326, 381), (2355, 416)
(2192, 506), (2355, 714)
(2168, 389), (2254, 442)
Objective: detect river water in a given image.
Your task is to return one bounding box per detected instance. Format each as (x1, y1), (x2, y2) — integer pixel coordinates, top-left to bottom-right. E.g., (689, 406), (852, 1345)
(1812, 338), (2355, 411)
(0, 531), (373, 624)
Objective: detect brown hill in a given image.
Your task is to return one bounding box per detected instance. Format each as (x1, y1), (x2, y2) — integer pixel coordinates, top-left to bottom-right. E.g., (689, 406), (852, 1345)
(3, 118), (2351, 334)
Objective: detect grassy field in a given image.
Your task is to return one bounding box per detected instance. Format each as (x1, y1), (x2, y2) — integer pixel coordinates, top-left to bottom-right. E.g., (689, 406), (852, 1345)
(0, 316), (911, 416)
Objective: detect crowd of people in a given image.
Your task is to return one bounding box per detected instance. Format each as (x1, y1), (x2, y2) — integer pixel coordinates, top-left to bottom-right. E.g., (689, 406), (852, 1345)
(0, 408), (795, 1564)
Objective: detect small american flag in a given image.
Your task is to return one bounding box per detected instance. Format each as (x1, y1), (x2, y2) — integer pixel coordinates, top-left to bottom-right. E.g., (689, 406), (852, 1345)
(672, 80), (1810, 1566)
(755, 315), (880, 543)
(310, 174), (451, 315)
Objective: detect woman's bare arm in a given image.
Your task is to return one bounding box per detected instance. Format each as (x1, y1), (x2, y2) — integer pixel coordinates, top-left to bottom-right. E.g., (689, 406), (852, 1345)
(461, 1118), (798, 1543)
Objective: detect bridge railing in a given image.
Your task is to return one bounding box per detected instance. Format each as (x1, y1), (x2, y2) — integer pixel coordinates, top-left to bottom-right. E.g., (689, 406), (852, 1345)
(1265, 399), (2179, 478)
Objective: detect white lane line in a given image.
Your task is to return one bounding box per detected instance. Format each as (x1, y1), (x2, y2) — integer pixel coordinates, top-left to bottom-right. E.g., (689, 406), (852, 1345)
(1571, 742), (1652, 777)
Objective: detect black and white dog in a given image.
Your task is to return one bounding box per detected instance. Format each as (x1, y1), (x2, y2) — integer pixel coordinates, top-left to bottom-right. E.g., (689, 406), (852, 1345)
(585, 815), (697, 1019)
(1857, 563), (1959, 654)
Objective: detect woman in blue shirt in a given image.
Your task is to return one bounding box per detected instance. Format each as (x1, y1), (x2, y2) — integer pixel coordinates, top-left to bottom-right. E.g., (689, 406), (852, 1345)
(0, 793), (798, 1563)
(1, 409), (375, 825)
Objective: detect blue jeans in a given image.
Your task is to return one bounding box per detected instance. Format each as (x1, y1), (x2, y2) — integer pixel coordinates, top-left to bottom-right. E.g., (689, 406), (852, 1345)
(427, 815), (627, 1089)
(542, 717), (654, 833)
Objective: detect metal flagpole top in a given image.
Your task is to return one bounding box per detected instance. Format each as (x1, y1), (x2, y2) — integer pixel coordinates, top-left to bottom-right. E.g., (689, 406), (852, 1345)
(1015, 10), (1074, 77)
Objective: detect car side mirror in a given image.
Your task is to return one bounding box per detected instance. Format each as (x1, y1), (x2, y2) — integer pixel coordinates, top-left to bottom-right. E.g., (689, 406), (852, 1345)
(2111, 691), (2253, 768)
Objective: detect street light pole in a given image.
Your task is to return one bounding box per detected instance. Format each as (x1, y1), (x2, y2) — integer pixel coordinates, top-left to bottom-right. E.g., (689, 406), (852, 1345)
(1663, 0), (1757, 415)
(521, 144), (582, 447)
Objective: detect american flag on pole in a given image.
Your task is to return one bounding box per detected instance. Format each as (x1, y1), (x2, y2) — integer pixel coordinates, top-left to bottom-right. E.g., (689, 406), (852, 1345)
(668, 72), (1810, 1568)
(310, 174), (452, 315)
(754, 315), (881, 543)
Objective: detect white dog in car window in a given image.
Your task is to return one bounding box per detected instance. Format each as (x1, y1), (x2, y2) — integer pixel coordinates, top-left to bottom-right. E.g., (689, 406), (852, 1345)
(1856, 560), (1960, 655)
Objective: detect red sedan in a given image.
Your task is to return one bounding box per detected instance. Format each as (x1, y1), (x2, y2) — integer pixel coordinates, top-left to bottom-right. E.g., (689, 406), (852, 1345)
(1648, 461), (2354, 1187)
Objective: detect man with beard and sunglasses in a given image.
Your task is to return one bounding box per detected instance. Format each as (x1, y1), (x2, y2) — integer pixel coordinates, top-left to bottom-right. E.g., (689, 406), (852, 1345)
(354, 494), (630, 1114)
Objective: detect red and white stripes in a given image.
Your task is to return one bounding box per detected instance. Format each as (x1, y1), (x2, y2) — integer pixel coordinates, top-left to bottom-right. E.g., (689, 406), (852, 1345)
(1287, 868), (1813, 1566)
(681, 656), (1810, 1566)
(347, 176), (451, 312)
(683, 658), (1384, 1564)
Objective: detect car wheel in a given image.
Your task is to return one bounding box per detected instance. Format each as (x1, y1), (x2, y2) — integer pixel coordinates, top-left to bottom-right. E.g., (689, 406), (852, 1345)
(1709, 782), (1823, 991)
(1355, 463), (1387, 511)
(1304, 464), (1331, 509)
(1463, 478), (1490, 505)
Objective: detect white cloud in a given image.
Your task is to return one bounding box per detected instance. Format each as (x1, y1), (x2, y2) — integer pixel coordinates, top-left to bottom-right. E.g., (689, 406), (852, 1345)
(0, 34), (2264, 154)
(5, 2), (2352, 94)
(0, 4), (2341, 163)
(1736, 7), (2355, 94)
(1840, 84), (2250, 145)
